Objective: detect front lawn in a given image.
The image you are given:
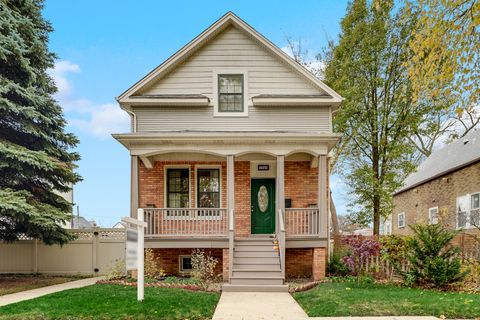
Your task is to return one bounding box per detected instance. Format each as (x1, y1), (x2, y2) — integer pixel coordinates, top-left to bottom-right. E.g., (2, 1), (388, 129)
(293, 281), (480, 318)
(0, 274), (83, 296)
(0, 284), (220, 320)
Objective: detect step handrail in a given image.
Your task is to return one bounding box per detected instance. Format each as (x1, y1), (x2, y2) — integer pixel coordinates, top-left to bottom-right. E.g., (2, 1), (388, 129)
(228, 208), (234, 281)
(278, 209), (286, 279)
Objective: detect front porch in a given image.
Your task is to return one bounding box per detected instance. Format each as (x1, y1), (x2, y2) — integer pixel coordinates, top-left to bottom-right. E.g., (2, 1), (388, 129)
(115, 131), (336, 288)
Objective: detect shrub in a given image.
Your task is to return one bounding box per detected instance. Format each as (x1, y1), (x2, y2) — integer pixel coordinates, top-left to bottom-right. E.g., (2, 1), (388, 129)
(404, 224), (466, 287)
(144, 248), (166, 280)
(459, 258), (480, 293)
(380, 234), (411, 274)
(191, 249), (219, 288)
(327, 251), (350, 276)
(106, 259), (126, 280)
(342, 236), (381, 279)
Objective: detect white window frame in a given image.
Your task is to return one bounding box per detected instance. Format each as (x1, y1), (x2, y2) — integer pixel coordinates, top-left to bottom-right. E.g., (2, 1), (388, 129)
(457, 195), (469, 229)
(179, 255), (192, 273)
(213, 68), (249, 117)
(428, 207), (439, 225)
(397, 212), (406, 229)
(469, 192), (480, 228)
(194, 165), (223, 221)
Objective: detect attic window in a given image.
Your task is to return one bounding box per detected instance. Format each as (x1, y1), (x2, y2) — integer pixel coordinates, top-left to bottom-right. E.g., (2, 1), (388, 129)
(218, 74), (244, 112)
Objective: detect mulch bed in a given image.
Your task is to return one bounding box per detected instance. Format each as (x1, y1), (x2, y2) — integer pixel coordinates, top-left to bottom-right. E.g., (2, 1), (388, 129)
(97, 279), (220, 292)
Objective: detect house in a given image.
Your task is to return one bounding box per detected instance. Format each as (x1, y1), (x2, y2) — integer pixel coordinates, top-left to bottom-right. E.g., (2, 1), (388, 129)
(71, 215), (96, 229)
(113, 12), (343, 291)
(391, 130), (480, 251)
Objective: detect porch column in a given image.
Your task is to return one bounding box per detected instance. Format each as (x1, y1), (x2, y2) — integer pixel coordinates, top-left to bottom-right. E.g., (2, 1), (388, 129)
(318, 155), (328, 238)
(276, 155), (285, 234)
(131, 155), (139, 218)
(227, 155), (235, 214)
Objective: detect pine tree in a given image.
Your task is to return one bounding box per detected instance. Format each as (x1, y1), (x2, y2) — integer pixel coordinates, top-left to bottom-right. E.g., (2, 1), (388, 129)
(0, 0), (81, 245)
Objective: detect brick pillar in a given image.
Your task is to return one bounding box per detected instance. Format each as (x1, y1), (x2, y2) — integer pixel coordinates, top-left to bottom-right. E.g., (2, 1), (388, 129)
(222, 248), (229, 281)
(313, 247), (326, 281)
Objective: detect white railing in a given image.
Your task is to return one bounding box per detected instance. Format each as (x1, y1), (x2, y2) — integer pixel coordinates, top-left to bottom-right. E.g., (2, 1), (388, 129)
(285, 208), (320, 237)
(228, 209), (234, 281)
(143, 208), (228, 237)
(278, 209), (286, 278)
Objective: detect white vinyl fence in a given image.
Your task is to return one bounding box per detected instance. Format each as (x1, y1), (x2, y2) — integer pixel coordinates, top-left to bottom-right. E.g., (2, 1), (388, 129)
(0, 228), (126, 276)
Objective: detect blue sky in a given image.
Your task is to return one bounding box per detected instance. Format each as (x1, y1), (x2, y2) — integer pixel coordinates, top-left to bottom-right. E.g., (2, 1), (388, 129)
(43, 0), (349, 227)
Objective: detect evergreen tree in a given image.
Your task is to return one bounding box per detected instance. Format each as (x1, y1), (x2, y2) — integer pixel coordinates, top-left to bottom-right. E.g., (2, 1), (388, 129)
(0, 0), (81, 245)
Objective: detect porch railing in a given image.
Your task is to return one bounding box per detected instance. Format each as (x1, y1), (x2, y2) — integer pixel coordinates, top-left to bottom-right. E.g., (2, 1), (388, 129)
(285, 208), (320, 237)
(278, 209), (286, 278)
(143, 208), (228, 237)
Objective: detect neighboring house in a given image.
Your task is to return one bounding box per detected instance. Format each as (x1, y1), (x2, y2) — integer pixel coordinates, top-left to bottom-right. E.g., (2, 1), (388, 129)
(392, 130), (480, 249)
(71, 215), (95, 229)
(113, 12), (343, 291)
(112, 222), (125, 229)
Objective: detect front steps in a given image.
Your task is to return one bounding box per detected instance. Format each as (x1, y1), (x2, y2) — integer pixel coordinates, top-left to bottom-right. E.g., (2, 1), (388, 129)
(222, 237), (288, 292)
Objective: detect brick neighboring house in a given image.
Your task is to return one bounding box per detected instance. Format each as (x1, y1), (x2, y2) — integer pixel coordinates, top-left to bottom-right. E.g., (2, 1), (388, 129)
(389, 130), (480, 254)
(113, 12), (343, 291)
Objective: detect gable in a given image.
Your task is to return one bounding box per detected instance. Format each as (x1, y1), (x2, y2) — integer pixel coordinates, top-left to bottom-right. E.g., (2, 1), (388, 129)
(139, 25), (325, 98)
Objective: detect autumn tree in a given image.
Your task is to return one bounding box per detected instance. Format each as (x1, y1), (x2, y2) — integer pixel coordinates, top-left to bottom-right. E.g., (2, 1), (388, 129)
(322, 0), (424, 235)
(0, 0), (81, 244)
(407, 0), (480, 157)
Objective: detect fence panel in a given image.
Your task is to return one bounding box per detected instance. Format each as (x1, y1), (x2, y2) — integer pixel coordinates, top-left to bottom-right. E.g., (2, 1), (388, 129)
(0, 228), (125, 276)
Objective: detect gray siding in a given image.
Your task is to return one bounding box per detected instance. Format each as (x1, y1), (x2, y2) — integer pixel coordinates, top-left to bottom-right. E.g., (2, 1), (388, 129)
(140, 26), (325, 97)
(135, 106), (331, 132)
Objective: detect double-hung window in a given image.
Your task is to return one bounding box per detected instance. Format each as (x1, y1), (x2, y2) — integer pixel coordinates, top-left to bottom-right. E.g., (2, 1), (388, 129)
(218, 74), (244, 112)
(197, 169), (220, 219)
(166, 169), (189, 218)
(471, 193), (480, 227)
(397, 212), (406, 228)
(428, 207), (439, 225)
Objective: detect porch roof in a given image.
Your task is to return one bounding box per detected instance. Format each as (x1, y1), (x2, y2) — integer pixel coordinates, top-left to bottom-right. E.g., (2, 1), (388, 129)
(112, 130), (341, 157)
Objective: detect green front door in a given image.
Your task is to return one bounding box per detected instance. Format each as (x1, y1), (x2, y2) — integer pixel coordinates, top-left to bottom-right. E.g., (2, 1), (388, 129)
(251, 179), (275, 234)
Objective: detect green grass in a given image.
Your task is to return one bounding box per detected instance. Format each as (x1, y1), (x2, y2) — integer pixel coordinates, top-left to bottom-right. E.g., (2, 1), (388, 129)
(0, 284), (220, 320)
(293, 282), (480, 318)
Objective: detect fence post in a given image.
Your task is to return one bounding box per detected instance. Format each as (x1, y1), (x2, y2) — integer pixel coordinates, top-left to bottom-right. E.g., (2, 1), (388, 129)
(92, 228), (99, 275)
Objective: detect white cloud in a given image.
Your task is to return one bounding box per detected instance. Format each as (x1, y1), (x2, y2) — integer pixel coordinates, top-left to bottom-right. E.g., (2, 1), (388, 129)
(48, 60), (129, 138)
(69, 103), (130, 138)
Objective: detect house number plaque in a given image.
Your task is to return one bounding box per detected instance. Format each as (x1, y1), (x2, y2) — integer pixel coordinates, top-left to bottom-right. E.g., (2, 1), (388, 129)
(257, 164), (269, 171)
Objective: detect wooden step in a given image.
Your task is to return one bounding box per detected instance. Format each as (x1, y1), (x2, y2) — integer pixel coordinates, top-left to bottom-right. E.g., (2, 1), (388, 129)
(234, 251), (279, 258)
(233, 263), (281, 270)
(235, 245), (277, 252)
(232, 269), (282, 277)
(233, 257), (280, 264)
(222, 284), (288, 292)
(230, 276), (284, 285)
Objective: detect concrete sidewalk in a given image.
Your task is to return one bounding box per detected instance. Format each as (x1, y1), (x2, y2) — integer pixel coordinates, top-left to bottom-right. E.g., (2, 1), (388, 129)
(0, 276), (103, 307)
(212, 292), (309, 320)
(212, 292), (440, 320)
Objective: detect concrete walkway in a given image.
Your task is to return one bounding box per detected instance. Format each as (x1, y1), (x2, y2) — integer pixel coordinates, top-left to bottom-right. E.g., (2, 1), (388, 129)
(0, 276), (103, 307)
(212, 292), (309, 320)
(212, 292), (440, 320)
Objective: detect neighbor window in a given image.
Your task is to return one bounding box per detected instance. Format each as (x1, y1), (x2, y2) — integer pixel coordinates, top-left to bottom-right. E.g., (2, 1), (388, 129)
(457, 195), (469, 228)
(428, 207), (439, 225)
(179, 255), (192, 273)
(218, 74), (244, 112)
(471, 193), (480, 227)
(197, 169), (220, 208)
(397, 212), (406, 228)
(166, 169), (189, 208)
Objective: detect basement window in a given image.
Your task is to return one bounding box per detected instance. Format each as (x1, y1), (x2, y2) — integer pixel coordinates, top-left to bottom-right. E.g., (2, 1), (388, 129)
(179, 255), (192, 273)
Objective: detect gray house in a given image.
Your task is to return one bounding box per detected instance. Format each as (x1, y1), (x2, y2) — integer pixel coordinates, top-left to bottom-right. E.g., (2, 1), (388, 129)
(113, 12), (343, 291)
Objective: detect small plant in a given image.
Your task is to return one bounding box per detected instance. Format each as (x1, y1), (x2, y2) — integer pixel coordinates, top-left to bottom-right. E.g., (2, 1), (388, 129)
(106, 259), (126, 280)
(144, 248), (166, 280)
(404, 224), (466, 288)
(342, 236), (380, 281)
(460, 258), (480, 293)
(327, 252), (350, 276)
(190, 249), (219, 289)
